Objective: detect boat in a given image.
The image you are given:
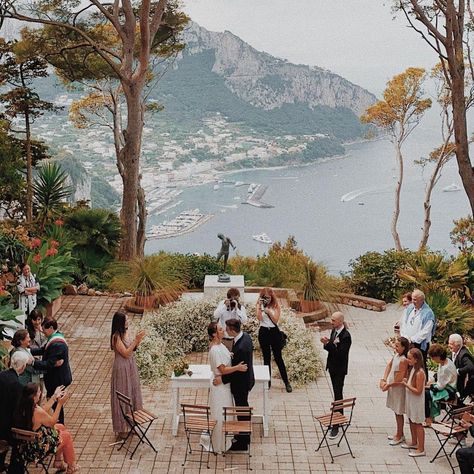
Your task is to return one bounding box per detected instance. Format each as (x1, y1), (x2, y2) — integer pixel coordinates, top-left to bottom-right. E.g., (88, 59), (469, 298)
(252, 233), (272, 244)
(442, 183), (461, 192)
(213, 184), (220, 190)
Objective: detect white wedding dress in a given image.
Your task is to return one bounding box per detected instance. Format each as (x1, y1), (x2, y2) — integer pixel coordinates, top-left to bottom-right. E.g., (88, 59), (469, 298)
(200, 343), (234, 453)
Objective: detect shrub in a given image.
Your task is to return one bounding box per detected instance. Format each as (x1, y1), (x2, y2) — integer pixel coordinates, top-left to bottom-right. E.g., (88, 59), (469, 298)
(135, 297), (322, 388)
(164, 252), (222, 289)
(344, 249), (419, 302)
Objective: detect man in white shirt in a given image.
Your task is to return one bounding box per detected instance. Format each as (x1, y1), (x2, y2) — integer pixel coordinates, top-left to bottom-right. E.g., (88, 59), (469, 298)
(213, 288), (247, 350)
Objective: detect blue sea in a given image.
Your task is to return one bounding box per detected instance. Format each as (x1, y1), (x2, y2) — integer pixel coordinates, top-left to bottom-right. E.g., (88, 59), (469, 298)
(146, 120), (471, 274)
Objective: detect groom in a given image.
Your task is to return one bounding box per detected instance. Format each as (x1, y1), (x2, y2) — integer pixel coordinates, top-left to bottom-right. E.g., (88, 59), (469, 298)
(221, 318), (255, 451)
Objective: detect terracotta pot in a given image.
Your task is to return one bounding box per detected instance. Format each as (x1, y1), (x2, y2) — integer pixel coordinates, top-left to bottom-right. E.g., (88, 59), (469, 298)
(299, 299), (322, 313)
(46, 296), (62, 319)
(135, 294), (157, 310)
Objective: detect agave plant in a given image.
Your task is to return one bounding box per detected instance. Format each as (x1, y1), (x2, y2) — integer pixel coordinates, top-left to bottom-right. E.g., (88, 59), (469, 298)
(427, 292), (474, 341)
(34, 162), (72, 230)
(109, 254), (188, 309)
(0, 292), (24, 341)
(398, 253), (468, 296)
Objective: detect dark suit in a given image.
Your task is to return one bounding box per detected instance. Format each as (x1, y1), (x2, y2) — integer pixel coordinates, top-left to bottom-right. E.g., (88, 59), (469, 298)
(453, 346), (474, 398)
(324, 327), (352, 412)
(0, 369), (22, 442)
(222, 332), (254, 447)
(33, 338), (72, 424)
(0, 369), (22, 470)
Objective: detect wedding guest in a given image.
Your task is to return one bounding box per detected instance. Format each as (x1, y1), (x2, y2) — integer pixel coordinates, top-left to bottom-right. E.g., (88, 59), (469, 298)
(394, 292), (412, 334)
(213, 288), (247, 350)
(401, 348), (426, 457)
(9, 329), (36, 385)
(320, 311), (352, 439)
(399, 289), (436, 375)
(0, 352), (29, 472)
(256, 287), (291, 393)
(33, 318), (71, 424)
(380, 336), (409, 445)
(26, 309), (47, 352)
(12, 383), (79, 473)
(110, 311), (145, 440)
(448, 333), (474, 399)
(17, 264), (40, 316)
(424, 343), (457, 427)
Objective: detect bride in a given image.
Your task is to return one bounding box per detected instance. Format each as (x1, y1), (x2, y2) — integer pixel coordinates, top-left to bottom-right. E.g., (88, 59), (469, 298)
(201, 322), (247, 453)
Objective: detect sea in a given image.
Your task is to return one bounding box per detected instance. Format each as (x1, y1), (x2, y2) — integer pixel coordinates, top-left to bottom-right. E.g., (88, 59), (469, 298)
(145, 115), (471, 274)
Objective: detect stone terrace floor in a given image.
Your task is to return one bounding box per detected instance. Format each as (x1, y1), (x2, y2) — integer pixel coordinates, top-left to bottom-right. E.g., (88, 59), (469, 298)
(35, 295), (461, 473)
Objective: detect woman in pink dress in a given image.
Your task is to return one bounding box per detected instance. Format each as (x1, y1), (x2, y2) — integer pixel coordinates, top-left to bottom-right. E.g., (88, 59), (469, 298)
(110, 311), (145, 439)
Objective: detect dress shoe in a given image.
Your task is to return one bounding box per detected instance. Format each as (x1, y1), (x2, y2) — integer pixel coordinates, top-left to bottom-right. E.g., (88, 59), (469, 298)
(328, 427), (339, 439)
(389, 436), (405, 446)
(228, 442), (248, 451)
(285, 383), (293, 393)
(408, 451), (426, 457)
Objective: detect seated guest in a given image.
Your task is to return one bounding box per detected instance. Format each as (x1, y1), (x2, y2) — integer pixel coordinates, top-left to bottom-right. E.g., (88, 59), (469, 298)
(9, 329), (36, 386)
(455, 412), (474, 474)
(12, 383), (78, 473)
(213, 288), (247, 350)
(448, 333), (474, 400)
(0, 352), (29, 472)
(424, 343), (457, 427)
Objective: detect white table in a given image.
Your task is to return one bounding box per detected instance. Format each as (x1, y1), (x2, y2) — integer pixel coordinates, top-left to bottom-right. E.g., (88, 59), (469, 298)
(171, 364), (271, 436)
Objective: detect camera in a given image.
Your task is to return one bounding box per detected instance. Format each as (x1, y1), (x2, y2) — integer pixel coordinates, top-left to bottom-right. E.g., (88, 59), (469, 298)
(260, 296), (271, 307)
(226, 299), (238, 311)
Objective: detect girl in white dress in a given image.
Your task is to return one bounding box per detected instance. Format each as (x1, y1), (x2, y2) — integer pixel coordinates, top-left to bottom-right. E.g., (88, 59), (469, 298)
(380, 337), (409, 445)
(401, 348), (426, 457)
(201, 322), (248, 453)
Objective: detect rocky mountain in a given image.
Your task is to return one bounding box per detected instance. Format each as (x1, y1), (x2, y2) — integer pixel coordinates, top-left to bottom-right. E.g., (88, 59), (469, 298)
(181, 22), (375, 117)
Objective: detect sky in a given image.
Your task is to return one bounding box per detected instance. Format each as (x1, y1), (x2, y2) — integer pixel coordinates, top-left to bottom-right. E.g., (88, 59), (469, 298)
(183, 0), (440, 97)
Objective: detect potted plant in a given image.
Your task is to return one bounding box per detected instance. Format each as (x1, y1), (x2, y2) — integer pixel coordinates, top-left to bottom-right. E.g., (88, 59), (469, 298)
(109, 254), (187, 313)
(299, 261), (333, 313)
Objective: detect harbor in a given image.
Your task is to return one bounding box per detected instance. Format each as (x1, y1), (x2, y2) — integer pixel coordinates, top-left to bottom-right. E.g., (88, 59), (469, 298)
(244, 183), (274, 208)
(146, 209), (214, 240)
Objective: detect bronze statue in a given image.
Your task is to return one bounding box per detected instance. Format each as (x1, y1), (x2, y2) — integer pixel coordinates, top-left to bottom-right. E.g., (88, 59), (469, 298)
(216, 233), (236, 281)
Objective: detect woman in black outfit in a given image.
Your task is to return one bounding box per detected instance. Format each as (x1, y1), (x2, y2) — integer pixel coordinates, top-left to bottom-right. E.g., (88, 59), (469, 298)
(256, 287), (292, 393)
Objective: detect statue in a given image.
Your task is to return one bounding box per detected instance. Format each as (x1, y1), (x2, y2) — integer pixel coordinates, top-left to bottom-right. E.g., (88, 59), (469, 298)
(216, 233), (236, 282)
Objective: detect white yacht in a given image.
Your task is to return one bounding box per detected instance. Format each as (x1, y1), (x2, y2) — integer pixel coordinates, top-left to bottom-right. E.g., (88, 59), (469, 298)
(252, 233), (272, 244)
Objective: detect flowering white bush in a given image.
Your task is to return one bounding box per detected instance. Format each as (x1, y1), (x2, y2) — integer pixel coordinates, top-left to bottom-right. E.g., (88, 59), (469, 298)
(136, 296), (322, 388)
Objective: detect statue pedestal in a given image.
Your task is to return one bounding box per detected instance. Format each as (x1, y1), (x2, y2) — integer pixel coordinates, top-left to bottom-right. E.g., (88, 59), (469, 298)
(204, 275), (245, 298)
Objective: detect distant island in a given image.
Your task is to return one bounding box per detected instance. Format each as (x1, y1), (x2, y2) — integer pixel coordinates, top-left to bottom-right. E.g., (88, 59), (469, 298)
(29, 21), (376, 210)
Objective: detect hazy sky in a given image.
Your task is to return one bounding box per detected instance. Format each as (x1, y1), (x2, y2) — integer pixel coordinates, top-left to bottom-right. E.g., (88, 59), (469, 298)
(183, 0), (439, 96)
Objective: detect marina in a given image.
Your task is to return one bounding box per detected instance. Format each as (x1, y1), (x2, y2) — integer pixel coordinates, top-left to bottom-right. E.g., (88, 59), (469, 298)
(244, 183), (274, 208)
(146, 209), (214, 240)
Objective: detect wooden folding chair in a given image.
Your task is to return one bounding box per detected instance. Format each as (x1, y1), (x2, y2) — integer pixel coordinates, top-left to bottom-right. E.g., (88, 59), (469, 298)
(11, 427), (54, 473)
(115, 391), (158, 459)
(181, 404), (217, 469)
(222, 406), (253, 471)
(430, 404), (474, 473)
(314, 397), (356, 463)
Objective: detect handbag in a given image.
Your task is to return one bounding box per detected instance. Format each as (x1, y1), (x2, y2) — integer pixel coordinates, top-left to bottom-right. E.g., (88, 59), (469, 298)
(267, 310), (288, 349)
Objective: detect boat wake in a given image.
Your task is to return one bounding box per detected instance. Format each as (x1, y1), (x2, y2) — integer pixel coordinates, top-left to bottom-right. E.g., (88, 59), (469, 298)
(340, 186), (390, 202)
(216, 204), (239, 209)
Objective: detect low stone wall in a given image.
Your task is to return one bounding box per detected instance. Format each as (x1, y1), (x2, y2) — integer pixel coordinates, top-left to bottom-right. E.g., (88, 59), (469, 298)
(331, 292), (386, 312)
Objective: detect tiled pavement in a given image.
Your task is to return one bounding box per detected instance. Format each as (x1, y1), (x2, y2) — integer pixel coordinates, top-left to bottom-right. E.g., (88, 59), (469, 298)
(43, 295), (459, 473)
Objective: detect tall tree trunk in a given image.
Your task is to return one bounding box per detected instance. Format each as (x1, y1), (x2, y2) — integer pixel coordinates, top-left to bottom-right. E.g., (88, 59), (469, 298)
(419, 162), (440, 250)
(118, 87), (144, 260)
(137, 180), (147, 257)
(446, 1), (474, 212)
(25, 108), (33, 223)
(392, 142), (403, 251)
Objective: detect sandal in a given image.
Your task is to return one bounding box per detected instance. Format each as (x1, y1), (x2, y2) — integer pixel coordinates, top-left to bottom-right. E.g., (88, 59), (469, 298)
(66, 465), (80, 474)
(54, 460), (67, 471)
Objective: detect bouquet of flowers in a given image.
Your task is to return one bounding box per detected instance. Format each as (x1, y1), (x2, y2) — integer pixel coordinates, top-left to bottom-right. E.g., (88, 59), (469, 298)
(173, 358), (193, 377)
